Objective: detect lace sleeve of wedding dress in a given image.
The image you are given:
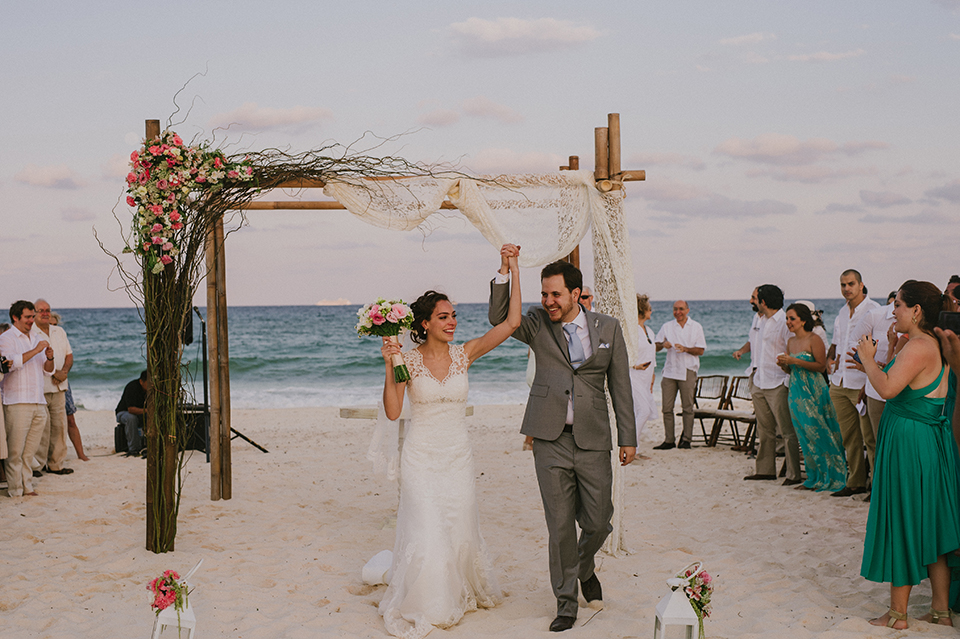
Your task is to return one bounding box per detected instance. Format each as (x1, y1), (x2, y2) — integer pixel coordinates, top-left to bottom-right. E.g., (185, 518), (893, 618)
(367, 399), (400, 481)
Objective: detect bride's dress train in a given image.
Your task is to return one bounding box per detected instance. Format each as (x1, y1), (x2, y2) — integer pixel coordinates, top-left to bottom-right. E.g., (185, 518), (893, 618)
(379, 344), (501, 639)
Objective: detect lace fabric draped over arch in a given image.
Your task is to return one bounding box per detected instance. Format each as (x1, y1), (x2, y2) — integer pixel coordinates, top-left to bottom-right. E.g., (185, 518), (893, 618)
(378, 344), (501, 639)
(336, 170), (639, 556)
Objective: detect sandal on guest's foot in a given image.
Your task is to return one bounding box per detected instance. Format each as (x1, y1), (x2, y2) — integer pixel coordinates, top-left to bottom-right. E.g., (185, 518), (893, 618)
(869, 608), (907, 628)
(923, 608), (953, 626)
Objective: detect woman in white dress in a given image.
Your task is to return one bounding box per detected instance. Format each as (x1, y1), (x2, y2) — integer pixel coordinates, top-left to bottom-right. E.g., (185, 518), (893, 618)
(630, 294), (657, 443)
(378, 245), (522, 639)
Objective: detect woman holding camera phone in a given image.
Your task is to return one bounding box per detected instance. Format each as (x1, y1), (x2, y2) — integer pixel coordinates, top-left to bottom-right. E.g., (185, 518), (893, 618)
(856, 280), (957, 629)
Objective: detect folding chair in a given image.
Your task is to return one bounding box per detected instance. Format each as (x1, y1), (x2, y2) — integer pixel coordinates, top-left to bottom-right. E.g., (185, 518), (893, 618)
(690, 375), (729, 445)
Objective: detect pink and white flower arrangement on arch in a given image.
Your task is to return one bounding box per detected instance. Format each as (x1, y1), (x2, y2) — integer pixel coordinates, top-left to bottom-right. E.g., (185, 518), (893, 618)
(124, 130), (254, 274)
(356, 298), (414, 382)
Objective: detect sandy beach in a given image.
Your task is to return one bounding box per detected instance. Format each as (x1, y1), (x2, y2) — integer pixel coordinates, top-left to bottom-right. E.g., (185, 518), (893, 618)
(1, 405), (949, 638)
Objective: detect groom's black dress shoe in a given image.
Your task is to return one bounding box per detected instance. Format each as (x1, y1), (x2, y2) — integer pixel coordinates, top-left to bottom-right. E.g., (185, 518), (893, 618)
(743, 474), (776, 480)
(549, 615), (577, 632)
(581, 574), (603, 605)
(653, 441), (675, 450)
(677, 440), (691, 449)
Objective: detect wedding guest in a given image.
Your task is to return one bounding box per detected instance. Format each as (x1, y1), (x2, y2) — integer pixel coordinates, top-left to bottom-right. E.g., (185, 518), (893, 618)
(858, 281), (957, 629)
(50, 312), (88, 461)
(116, 370), (150, 456)
(732, 287), (761, 453)
(776, 303), (846, 491)
(0, 301), (55, 497)
(853, 299), (897, 450)
(30, 299), (74, 475)
(630, 294), (657, 446)
(654, 301), (706, 450)
(826, 269), (880, 497)
(743, 285), (800, 485)
(0, 332), (9, 487)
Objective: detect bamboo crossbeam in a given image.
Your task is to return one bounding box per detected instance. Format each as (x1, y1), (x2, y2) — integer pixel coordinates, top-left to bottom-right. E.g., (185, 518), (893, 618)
(241, 200), (459, 210)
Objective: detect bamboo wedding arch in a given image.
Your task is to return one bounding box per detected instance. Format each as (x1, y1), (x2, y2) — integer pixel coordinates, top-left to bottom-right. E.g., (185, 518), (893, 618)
(140, 113), (644, 553)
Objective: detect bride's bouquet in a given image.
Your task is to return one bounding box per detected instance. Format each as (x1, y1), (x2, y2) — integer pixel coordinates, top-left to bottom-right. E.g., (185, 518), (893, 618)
(356, 298), (414, 382)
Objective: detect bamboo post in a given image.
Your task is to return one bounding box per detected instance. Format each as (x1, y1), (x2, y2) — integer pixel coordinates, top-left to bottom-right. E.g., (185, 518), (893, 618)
(205, 225), (222, 501)
(607, 114), (621, 190)
(214, 218), (233, 500)
(143, 119), (160, 550)
(594, 128), (609, 181)
(560, 156), (581, 269)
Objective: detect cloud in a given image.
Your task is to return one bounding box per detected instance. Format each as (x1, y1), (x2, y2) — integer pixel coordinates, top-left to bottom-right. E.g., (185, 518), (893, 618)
(714, 133), (888, 166)
(463, 148), (564, 174)
(818, 202), (865, 214)
(860, 190), (911, 208)
(745, 165), (878, 183)
(461, 96), (523, 123)
(787, 48), (865, 62)
(101, 153), (131, 179)
(950, 33), (960, 40)
(925, 179), (960, 202)
(209, 102), (333, 131)
(718, 32), (776, 46)
(860, 210), (951, 224)
(61, 207), (95, 222)
(627, 152), (705, 171)
(449, 17), (600, 57)
(15, 164), (85, 189)
(418, 109), (461, 127)
(934, 0), (960, 11)
(644, 191), (796, 219)
(638, 179), (710, 201)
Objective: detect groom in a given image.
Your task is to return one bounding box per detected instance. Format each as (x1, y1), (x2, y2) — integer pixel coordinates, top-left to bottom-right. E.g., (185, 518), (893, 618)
(490, 248), (636, 632)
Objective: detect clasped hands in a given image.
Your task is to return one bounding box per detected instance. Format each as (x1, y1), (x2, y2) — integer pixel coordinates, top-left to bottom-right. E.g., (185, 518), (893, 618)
(499, 244), (520, 273)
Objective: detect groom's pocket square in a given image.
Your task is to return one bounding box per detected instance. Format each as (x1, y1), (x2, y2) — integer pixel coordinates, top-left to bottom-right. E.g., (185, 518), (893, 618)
(598, 343), (610, 349)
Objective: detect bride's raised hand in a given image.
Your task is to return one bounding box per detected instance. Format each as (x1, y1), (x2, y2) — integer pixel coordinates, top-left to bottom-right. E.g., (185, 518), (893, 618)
(381, 336), (401, 364)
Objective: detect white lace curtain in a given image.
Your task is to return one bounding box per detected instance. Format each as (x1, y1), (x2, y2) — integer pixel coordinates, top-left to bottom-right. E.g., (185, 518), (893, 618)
(327, 170), (637, 555)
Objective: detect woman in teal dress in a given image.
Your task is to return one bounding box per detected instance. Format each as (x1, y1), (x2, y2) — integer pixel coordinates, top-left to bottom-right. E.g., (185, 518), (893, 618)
(857, 280), (958, 630)
(776, 303), (846, 491)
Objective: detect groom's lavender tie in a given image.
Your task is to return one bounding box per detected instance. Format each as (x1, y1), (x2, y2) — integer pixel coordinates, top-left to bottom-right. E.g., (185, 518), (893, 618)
(563, 324), (584, 369)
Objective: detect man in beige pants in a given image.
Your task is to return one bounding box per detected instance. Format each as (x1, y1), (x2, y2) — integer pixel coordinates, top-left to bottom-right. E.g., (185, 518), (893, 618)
(826, 270), (880, 497)
(31, 299), (74, 476)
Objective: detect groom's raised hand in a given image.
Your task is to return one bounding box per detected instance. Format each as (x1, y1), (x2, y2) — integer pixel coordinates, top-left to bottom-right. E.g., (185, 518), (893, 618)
(499, 243), (520, 274)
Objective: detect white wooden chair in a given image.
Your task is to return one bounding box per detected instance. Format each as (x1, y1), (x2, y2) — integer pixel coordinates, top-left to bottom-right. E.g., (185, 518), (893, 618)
(151, 559), (203, 639)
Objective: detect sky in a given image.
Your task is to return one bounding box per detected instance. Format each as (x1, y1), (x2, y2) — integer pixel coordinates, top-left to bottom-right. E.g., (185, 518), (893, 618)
(2, 0), (958, 309)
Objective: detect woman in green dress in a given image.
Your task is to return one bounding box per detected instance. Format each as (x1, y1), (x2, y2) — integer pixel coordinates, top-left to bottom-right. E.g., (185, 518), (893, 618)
(776, 303), (846, 491)
(857, 280), (958, 629)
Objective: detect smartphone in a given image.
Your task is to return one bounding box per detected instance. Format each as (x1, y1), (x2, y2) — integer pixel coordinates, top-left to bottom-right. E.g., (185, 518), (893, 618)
(852, 339), (877, 365)
(940, 311), (960, 334)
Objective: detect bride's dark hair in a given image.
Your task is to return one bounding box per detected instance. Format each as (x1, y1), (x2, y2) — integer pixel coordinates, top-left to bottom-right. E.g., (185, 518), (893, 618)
(410, 290), (450, 344)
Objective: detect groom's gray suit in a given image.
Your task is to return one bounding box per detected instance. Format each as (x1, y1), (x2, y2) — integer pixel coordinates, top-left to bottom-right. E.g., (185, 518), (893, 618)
(490, 281), (636, 618)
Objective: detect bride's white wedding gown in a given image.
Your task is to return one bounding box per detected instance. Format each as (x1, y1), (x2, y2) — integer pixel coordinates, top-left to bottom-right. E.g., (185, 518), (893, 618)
(379, 344), (501, 639)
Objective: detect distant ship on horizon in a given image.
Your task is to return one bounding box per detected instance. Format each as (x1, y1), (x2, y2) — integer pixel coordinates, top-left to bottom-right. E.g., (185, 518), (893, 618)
(315, 298), (352, 306)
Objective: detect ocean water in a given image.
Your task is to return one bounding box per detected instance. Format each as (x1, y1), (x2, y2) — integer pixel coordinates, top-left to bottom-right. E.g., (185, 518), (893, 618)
(54, 299), (847, 411)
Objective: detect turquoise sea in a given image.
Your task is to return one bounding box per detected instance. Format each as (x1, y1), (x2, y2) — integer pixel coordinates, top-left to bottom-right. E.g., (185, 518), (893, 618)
(54, 299), (851, 411)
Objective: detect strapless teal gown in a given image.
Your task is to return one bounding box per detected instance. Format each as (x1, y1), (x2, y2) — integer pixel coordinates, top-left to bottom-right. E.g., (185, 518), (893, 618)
(861, 363), (960, 586)
(786, 352), (847, 491)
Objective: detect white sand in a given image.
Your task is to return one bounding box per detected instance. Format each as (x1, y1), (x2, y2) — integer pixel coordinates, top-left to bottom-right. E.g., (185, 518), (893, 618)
(0, 405), (948, 638)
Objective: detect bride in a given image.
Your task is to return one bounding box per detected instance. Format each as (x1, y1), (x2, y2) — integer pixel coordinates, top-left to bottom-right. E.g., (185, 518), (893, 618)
(377, 244), (522, 639)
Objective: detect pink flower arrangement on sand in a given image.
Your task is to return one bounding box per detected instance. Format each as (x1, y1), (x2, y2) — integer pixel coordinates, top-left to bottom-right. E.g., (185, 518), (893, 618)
(147, 569), (189, 616)
(356, 298), (414, 382)
(672, 562), (714, 638)
(124, 130), (254, 274)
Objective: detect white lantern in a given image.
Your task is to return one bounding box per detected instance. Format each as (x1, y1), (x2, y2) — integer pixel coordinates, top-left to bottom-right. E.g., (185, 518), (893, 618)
(652, 577), (699, 639)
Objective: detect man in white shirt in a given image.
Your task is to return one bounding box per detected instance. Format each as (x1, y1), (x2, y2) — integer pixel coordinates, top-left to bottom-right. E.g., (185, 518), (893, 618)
(31, 299), (74, 476)
(827, 269), (880, 497)
(743, 285), (801, 483)
(653, 301), (706, 450)
(732, 287), (761, 375)
(854, 301), (896, 447)
(0, 301), (55, 497)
